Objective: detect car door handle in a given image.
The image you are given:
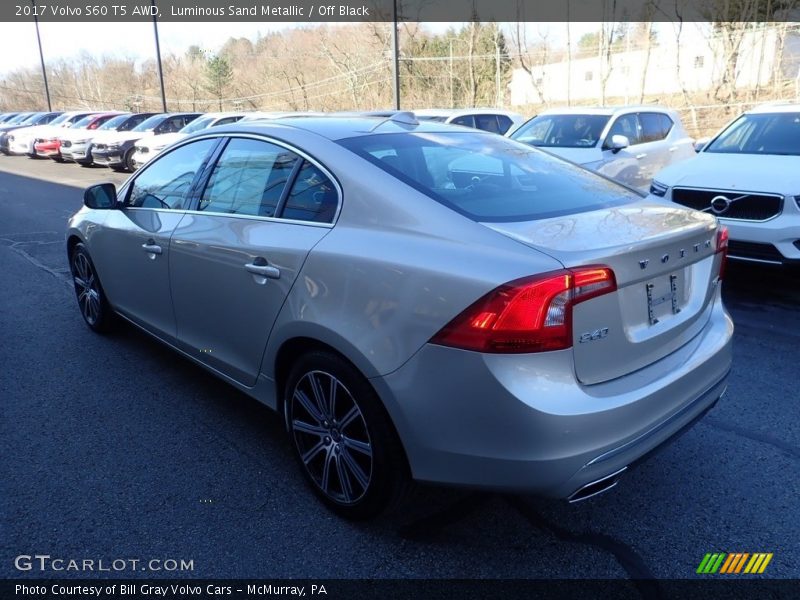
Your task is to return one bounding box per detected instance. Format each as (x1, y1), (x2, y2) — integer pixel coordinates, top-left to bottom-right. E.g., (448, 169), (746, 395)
(245, 262), (280, 279)
(668, 146), (678, 152)
(141, 242), (162, 255)
(635, 153), (647, 160)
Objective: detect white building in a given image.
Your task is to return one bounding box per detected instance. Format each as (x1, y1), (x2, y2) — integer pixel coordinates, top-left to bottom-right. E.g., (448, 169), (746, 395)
(509, 24), (800, 106)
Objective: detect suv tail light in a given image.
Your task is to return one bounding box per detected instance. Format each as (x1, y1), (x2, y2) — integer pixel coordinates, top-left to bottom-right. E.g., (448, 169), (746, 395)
(430, 266), (616, 354)
(716, 226), (729, 279)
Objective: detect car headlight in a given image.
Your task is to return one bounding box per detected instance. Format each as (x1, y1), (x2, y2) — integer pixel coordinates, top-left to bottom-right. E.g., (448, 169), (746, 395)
(649, 180), (669, 197)
(73, 138), (90, 144)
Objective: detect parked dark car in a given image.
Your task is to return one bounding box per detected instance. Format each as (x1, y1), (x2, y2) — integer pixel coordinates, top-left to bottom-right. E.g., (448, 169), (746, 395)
(91, 113), (202, 172)
(63, 112), (158, 166)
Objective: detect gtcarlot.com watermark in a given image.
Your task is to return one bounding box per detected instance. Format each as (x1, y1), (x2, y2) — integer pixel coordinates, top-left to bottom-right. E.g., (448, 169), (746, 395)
(14, 554), (194, 573)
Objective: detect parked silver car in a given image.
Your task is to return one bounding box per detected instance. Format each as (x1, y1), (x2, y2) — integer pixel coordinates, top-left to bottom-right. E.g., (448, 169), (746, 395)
(67, 114), (733, 519)
(510, 106), (696, 191)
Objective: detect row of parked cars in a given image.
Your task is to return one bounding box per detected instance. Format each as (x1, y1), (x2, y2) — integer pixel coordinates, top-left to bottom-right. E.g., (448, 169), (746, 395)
(2, 101), (798, 268)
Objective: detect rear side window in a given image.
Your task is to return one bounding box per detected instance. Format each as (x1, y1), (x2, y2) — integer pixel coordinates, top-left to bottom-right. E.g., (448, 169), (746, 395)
(496, 114), (513, 134)
(339, 132), (639, 223)
(281, 160), (338, 223)
(199, 138), (300, 217)
(639, 112), (671, 143)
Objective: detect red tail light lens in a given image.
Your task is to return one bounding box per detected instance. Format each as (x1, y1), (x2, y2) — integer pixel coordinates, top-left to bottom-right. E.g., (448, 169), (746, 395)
(430, 266), (616, 353)
(716, 226), (729, 279)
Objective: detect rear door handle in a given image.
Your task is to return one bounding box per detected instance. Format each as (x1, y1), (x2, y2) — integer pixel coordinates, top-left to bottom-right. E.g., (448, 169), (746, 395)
(245, 261), (280, 279)
(141, 241), (162, 255)
(668, 146), (678, 152)
(635, 153), (647, 160)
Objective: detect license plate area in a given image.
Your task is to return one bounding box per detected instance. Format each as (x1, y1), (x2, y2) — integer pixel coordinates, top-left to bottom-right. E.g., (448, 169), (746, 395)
(645, 274), (681, 325)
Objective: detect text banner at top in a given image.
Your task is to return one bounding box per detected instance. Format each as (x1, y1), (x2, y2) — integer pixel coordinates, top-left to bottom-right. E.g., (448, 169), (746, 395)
(2, 0), (797, 23)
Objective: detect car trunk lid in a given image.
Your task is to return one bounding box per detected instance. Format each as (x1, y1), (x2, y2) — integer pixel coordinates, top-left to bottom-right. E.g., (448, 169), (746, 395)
(483, 202), (723, 385)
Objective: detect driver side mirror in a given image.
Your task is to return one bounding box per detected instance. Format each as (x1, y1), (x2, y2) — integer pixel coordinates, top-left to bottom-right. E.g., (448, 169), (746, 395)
(83, 183), (117, 209)
(608, 134), (630, 153)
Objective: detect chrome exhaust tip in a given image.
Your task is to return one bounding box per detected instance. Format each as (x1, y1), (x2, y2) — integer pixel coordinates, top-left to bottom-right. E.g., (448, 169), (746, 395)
(567, 467), (627, 503)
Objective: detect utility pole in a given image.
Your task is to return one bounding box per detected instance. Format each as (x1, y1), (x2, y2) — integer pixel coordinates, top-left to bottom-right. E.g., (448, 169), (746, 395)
(392, 0), (400, 109)
(31, 0), (51, 110)
(152, 0), (168, 112)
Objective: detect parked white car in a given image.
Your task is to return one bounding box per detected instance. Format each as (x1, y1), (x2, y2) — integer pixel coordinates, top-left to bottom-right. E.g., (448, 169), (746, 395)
(131, 112), (245, 170)
(510, 106), (696, 191)
(414, 108), (525, 135)
(650, 102), (800, 266)
(7, 111), (98, 156)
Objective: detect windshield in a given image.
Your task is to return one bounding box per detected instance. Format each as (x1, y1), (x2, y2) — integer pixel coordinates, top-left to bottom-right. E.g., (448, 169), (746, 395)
(511, 114), (610, 148)
(48, 113), (74, 126)
(20, 113), (43, 124)
(705, 112), (800, 156)
(338, 131), (638, 223)
(98, 114), (129, 130)
(179, 116), (214, 134)
(71, 116), (95, 128)
(8, 113), (33, 124)
(132, 114), (167, 132)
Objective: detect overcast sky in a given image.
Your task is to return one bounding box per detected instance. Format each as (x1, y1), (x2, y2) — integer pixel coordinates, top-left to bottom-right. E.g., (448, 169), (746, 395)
(0, 21), (616, 76)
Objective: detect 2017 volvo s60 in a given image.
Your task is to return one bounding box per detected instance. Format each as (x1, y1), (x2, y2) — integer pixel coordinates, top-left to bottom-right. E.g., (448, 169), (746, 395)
(67, 114), (733, 519)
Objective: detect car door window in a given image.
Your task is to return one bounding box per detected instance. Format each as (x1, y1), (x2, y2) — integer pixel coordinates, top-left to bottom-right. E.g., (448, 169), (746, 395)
(604, 114), (641, 147)
(198, 138), (300, 217)
(639, 113), (668, 143)
(280, 160), (338, 224)
(451, 115), (475, 128)
(127, 139), (217, 210)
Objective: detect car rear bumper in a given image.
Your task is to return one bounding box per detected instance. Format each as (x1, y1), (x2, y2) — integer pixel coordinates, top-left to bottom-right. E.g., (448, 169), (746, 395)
(374, 286), (733, 499)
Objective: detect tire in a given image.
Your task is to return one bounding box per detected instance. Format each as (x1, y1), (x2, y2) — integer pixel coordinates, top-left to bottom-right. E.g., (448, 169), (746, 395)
(285, 351), (410, 520)
(123, 148), (136, 172)
(69, 243), (115, 333)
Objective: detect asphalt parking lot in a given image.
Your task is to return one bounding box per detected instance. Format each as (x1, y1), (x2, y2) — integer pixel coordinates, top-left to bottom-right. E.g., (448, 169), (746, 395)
(1, 154), (798, 584)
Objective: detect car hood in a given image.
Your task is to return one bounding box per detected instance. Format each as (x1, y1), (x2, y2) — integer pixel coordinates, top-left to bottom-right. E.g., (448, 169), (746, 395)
(0, 122), (34, 133)
(655, 152), (800, 196)
(92, 130), (149, 144)
(11, 124), (62, 140)
(137, 132), (185, 149)
(58, 128), (95, 141)
(534, 146), (599, 165)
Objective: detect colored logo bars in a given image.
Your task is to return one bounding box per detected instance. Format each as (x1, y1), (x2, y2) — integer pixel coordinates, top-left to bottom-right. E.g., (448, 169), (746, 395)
(696, 553), (773, 574)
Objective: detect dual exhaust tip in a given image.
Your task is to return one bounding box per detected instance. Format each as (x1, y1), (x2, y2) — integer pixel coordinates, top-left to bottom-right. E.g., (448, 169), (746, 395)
(567, 466), (627, 503)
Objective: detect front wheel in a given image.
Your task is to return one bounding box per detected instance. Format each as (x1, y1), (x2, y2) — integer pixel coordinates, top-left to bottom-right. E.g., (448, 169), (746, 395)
(285, 351), (410, 520)
(69, 243), (115, 333)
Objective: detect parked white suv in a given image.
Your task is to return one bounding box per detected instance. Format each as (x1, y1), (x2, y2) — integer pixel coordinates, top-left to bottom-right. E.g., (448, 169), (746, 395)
(510, 106), (696, 191)
(650, 103), (800, 266)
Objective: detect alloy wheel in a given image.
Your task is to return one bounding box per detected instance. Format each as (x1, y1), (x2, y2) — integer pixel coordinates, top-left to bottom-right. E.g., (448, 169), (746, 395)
(290, 370), (373, 505)
(72, 251), (101, 326)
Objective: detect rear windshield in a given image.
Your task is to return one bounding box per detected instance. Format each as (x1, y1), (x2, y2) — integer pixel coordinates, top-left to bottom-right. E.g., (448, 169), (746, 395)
(338, 132), (639, 222)
(705, 112), (800, 156)
(511, 114), (610, 148)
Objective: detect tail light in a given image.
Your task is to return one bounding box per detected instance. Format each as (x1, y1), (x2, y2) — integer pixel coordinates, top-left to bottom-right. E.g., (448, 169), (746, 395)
(716, 226), (729, 279)
(430, 266), (616, 354)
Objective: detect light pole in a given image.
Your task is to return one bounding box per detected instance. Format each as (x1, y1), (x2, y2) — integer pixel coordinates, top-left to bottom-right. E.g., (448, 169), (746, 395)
(31, 0), (51, 110)
(392, 0), (400, 109)
(151, 0), (167, 112)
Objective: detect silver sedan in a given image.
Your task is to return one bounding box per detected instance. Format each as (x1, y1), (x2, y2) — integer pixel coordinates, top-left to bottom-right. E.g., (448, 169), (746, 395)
(67, 114), (733, 519)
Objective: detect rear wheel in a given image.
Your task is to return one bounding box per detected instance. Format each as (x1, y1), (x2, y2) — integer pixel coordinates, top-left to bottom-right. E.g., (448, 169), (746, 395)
(285, 351), (410, 520)
(69, 243), (115, 333)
